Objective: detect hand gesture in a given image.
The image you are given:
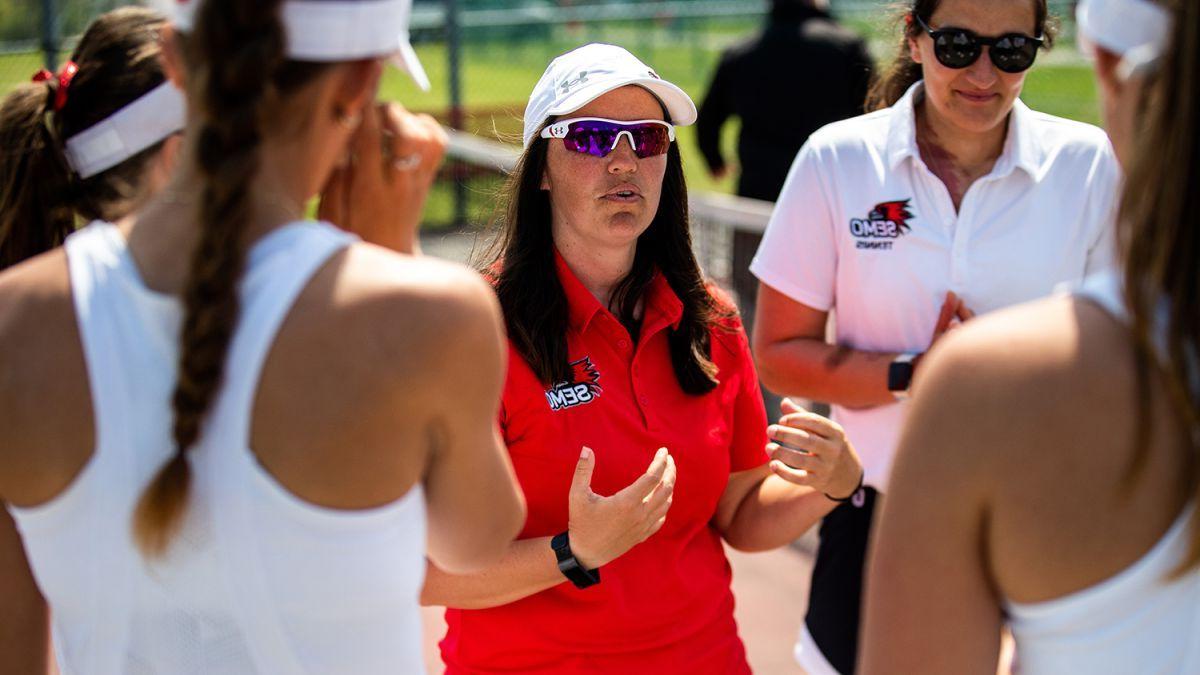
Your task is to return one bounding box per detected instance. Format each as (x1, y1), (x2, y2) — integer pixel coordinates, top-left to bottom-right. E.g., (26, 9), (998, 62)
(319, 101), (447, 254)
(767, 398), (862, 499)
(567, 447), (676, 570)
(929, 291), (976, 348)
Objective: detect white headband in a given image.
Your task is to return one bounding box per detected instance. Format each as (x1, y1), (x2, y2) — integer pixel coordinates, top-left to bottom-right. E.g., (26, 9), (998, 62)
(1077, 0), (1173, 79)
(63, 81), (185, 179)
(162, 0), (430, 91)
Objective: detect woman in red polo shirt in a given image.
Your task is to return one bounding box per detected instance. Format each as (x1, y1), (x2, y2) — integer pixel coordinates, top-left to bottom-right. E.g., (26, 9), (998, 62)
(421, 44), (864, 674)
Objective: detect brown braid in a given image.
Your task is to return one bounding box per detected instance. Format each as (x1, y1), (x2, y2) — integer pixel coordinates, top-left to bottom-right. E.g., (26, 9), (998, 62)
(133, 0), (289, 556)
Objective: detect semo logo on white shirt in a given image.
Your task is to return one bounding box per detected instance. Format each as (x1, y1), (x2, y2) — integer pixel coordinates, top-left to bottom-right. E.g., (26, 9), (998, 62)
(849, 199), (916, 251)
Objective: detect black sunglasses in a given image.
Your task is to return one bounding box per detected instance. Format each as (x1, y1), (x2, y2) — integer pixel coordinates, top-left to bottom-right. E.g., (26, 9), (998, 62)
(914, 14), (1044, 74)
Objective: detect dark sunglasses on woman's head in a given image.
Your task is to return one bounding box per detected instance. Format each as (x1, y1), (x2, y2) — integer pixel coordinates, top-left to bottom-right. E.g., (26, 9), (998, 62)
(540, 118), (676, 159)
(914, 14), (1044, 74)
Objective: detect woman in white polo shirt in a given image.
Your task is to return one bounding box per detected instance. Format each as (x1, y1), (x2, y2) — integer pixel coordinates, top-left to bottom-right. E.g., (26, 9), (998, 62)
(750, 0), (1120, 673)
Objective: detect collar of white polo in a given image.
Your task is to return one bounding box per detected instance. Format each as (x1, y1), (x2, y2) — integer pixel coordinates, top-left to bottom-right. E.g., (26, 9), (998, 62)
(162, 0), (429, 91)
(884, 83), (1041, 178)
(64, 81), (185, 179)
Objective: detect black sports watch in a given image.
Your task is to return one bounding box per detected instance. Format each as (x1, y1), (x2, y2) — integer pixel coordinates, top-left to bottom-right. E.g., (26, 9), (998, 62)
(887, 353), (920, 399)
(550, 531), (601, 589)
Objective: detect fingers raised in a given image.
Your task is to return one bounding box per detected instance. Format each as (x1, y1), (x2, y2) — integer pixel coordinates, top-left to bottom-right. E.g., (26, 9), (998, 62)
(644, 454), (676, 511)
(620, 448), (670, 503)
(773, 412), (844, 442)
(569, 447), (596, 499)
(768, 459), (816, 487)
(932, 291), (958, 339)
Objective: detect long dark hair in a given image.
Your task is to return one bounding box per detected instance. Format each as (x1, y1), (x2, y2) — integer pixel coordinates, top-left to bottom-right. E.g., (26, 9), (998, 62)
(0, 7), (169, 270)
(132, 0), (329, 556)
(483, 122), (731, 395)
(865, 0), (1056, 111)
(1115, 0), (1200, 570)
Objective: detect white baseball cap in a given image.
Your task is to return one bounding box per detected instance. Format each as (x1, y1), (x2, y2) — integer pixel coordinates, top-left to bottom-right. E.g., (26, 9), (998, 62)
(522, 43), (697, 148)
(158, 0), (430, 91)
(1077, 0), (1173, 79)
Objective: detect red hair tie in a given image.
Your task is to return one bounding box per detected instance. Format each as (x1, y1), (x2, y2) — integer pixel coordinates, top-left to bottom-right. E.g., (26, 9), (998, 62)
(31, 61), (78, 113)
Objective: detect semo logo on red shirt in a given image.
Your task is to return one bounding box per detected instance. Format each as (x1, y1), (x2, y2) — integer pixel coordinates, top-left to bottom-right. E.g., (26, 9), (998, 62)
(545, 357), (603, 411)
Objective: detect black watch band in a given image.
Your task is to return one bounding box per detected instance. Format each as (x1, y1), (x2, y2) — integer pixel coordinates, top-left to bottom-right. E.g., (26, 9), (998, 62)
(550, 531), (601, 589)
(888, 352), (920, 397)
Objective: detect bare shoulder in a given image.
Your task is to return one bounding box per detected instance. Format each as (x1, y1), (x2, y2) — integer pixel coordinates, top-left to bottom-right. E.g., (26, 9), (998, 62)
(300, 242), (504, 379)
(904, 294), (1136, 486)
(0, 249), (92, 504)
(0, 248), (79, 398)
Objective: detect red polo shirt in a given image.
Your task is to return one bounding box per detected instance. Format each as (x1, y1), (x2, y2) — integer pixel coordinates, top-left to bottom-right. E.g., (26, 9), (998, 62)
(440, 253), (769, 674)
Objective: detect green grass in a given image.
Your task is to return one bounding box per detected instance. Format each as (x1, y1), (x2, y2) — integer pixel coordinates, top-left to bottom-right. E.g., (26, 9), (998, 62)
(0, 22), (1099, 228)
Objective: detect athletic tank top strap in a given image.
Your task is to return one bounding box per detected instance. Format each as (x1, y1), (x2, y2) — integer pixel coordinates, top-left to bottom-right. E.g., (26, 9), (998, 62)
(195, 221), (356, 672)
(1073, 269), (1127, 323)
(55, 222), (151, 674)
(1075, 269), (1200, 432)
(209, 220), (356, 453)
(1005, 504), (1200, 673)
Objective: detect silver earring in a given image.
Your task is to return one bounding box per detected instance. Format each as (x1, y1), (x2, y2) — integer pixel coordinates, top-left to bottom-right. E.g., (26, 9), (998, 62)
(336, 109), (361, 130)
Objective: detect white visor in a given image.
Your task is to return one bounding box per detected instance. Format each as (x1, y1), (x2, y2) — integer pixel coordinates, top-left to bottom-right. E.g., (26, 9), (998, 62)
(1077, 0), (1173, 78)
(163, 0), (430, 91)
(63, 81), (185, 179)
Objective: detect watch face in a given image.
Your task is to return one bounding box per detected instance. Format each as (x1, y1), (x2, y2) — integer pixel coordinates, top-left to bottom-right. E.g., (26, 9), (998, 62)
(888, 361), (914, 392)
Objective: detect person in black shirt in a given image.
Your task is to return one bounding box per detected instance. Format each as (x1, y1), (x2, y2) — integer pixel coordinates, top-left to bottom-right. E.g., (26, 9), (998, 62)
(696, 0), (874, 202)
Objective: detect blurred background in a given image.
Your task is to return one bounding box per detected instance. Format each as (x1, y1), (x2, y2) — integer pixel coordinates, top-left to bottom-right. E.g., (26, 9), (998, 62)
(0, 0), (1095, 227)
(0, 0), (1096, 328)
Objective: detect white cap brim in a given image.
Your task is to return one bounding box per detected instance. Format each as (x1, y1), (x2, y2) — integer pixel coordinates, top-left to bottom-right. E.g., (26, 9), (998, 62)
(391, 38), (431, 92)
(161, 0), (429, 91)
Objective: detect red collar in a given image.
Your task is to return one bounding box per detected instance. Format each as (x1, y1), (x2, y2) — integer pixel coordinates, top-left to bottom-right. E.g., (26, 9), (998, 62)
(554, 250), (684, 335)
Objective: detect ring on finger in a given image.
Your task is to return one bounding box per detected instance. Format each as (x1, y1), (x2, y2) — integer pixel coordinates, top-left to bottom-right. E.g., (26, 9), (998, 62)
(773, 439), (812, 455)
(392, 153), (422, 171)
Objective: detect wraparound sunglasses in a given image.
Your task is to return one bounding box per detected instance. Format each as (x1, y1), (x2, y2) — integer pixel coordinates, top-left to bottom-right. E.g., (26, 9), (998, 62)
(915, 14), (1044, 74)
(540, 117), (676, 159)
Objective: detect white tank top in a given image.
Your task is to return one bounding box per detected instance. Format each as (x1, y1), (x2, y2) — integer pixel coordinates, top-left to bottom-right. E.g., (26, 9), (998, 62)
(1004, 270), (1200, 675)
(7, 221), (428, 675)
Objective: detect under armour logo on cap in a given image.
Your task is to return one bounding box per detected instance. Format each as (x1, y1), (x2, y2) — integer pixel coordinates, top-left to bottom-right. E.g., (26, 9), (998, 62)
(560, 71), (589, 94)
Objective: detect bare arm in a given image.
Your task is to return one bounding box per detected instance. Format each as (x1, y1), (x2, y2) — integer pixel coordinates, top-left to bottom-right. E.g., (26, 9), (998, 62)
(421, 537), (563, 609)
(423, 447), (675, 609)
(0, 508), (50, 675)
(713, 400), (862, 551)
(752, 283), (900, 409)
(422, 276), (526, 575)
(860, 338), (1003, 675)
(753, 283), (972, 409)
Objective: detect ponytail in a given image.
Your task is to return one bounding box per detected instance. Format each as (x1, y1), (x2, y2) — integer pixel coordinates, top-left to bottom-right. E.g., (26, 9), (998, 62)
(0, 83), (75, 268)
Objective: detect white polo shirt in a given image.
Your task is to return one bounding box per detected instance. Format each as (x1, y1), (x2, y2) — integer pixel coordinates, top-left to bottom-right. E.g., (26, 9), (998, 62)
(751, 82), (1120, 489)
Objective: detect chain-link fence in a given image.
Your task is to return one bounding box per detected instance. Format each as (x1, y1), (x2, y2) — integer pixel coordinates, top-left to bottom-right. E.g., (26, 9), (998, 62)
(1, 0), (1090, 228)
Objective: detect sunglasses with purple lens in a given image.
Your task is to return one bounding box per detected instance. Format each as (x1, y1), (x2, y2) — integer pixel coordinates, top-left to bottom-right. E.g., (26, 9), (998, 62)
(540, 117), (676, 159)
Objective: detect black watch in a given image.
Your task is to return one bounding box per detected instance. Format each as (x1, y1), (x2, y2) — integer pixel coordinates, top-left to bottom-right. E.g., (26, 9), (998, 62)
(550, 531), (601, 589)
(887, 353), (920, 399)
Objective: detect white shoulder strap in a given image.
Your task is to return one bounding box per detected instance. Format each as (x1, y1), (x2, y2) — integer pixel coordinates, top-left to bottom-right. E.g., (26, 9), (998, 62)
(200, 221), (355, 673)
(62, 223), (145, 675)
